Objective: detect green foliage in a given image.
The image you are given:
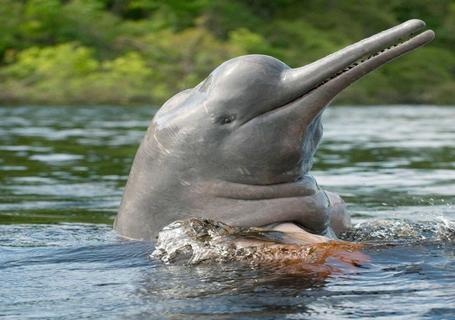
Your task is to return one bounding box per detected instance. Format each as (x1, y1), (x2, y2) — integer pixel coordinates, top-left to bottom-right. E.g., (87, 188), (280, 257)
(0, 0), (453, 105)
(139, 27), (244, 100)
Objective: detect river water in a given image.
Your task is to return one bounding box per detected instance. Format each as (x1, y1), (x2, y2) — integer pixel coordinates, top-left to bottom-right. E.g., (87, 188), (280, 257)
(1, 105), (454, 319)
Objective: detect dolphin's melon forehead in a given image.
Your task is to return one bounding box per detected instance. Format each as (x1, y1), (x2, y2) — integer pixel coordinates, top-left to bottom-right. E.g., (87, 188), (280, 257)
(208, 54), (291, 90)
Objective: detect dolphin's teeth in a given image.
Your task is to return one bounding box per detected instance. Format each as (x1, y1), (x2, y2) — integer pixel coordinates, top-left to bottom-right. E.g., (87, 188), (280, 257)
(317, 36), (407, 87)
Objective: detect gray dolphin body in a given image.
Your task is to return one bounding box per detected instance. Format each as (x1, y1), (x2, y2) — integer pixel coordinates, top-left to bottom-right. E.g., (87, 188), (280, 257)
(115, 20), (434, 240)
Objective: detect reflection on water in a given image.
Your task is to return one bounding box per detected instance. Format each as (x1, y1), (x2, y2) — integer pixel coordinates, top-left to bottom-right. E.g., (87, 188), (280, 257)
(1, 105), (454, 319)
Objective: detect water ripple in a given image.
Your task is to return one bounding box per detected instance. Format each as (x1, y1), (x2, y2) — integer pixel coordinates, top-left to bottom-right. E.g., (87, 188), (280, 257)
(0, 105), (454, 319)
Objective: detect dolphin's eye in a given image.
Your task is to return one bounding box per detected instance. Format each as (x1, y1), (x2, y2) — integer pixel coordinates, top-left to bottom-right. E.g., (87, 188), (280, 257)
(217, 114), (236, 125)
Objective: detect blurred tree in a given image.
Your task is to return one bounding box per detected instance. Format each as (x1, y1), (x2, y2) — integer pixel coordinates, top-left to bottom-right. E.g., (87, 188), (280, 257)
(0, 0), (453, 105)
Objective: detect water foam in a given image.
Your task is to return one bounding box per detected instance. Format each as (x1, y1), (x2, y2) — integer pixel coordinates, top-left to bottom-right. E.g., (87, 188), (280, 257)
(151, 218), (366, 271)
(152, 218), (454, 267)
(340, 218), (455, 243)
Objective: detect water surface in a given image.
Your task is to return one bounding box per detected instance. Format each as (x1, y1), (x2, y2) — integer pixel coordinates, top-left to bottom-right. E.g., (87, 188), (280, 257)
(1, 105), (454, 319)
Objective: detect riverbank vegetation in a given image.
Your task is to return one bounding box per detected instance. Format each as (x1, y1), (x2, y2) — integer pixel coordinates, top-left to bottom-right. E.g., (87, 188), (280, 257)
(0, 0), (454, 105)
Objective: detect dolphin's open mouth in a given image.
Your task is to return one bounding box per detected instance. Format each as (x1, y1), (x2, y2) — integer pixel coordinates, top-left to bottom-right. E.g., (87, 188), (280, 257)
(307, 20), (434, 94)
(275, 20), (435, 119)
(246, 20), (434, 129)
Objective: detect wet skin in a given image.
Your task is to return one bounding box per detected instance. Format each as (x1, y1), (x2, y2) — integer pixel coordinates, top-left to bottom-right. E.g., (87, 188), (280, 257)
(114, 20), (434, 240)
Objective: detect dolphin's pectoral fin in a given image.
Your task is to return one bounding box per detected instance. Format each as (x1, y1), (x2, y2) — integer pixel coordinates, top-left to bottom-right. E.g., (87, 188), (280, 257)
(324, 191), (351, 235)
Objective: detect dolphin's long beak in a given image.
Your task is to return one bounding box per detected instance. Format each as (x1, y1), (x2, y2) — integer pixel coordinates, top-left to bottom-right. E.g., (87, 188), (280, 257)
(280, 19), (434, 119)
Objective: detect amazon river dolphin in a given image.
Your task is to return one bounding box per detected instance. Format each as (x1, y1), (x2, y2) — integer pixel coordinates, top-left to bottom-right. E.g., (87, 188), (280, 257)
(115, 19), (434, 240)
